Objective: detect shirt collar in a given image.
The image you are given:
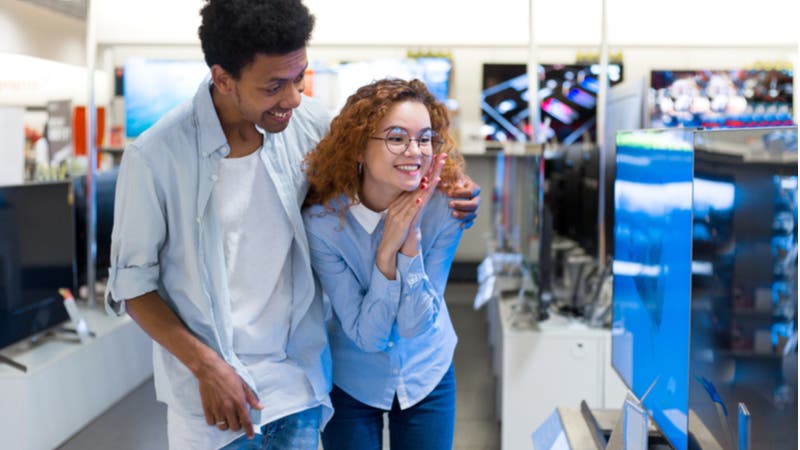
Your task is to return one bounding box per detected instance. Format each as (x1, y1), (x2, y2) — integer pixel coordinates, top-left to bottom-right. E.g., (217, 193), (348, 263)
(349, 201), (386, 234)
(194, 75), (231, 158)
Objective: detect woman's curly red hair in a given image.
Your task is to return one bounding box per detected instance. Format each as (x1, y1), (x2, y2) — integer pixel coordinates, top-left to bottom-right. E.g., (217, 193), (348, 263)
(304, 78), (465, 215)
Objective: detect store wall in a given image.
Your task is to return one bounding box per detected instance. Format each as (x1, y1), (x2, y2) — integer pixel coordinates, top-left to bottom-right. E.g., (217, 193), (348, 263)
(0, 0), (84, 65)
(92, 0), (800, 47)
(0, 0), (111, 107)
(93, 0), (799, 152)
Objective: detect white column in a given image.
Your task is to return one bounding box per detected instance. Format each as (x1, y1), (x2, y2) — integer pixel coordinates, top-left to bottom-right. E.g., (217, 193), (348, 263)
(85, 0), (98, 307)
(596, 0), (609, 269)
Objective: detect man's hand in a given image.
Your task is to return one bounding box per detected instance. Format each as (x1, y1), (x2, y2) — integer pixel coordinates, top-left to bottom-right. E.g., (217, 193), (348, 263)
(443, 175), (481, 229)
(125, 292), (264, 439)
(196, 355), (264, 439)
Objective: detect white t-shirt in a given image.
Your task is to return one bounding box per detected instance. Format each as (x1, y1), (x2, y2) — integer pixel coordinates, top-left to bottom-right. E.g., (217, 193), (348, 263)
(216, 149), (293, 357)
(202, 148), (316, 448)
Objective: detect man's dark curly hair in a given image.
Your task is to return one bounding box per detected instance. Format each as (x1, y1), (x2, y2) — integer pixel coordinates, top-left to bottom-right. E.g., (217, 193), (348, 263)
(198, 0), (315, 79)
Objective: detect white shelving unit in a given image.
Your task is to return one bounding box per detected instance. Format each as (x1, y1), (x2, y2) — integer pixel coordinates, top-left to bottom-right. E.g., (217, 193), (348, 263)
(0, 304), (153, 450)
(486, 295), (629, 450)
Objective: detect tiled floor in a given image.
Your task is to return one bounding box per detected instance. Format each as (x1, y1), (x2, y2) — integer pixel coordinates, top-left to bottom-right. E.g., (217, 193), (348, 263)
(58, 282), (500, 450)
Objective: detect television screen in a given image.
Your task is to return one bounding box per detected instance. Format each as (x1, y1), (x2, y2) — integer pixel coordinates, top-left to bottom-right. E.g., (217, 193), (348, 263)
(0, 182), (76, 349)
(413, 57), (452, 103)
(315, 57), (453, 116)
(73, 168), (118, 287)
(481, 63), (623, 143)
(124, 58), (209, 138)
(691, 176), (736, 246)
(612, 129), (695, 450)
(648, 69), (794, 129)
(545, 145), (601, 256)
(688, 127), (798, 449)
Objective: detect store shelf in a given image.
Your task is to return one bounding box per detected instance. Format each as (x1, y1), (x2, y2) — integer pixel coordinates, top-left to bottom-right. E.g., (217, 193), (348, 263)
(485, 294), (629, 450)
(0, 304), (153, 450)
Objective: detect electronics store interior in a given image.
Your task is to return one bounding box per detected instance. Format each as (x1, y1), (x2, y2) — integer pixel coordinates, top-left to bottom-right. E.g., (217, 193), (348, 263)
(0, 1), (797, 449)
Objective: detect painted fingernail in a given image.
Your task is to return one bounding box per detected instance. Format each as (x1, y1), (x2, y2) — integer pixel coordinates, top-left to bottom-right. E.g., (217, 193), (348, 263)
(416, 198), (422, 204)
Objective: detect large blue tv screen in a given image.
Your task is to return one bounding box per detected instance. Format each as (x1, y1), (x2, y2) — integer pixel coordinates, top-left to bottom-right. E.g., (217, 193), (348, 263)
(124, 58), (209, 138)
(612, 129), (695, 450)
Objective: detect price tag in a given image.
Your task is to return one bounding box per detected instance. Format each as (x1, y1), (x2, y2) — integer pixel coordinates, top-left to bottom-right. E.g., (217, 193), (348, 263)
(473, 275), (496, 310)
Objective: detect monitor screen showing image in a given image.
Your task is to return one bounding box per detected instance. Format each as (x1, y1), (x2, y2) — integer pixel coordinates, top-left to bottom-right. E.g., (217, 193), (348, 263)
(124, 58), (209, 138)
(481, 63), (623, 144)
(314, 57), (453, 117)
(73, 168), (118, 287)
(648, 69), (794, 129)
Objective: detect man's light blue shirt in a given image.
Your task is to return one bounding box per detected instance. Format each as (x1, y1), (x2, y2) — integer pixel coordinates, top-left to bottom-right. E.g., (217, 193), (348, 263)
(303, 191), (462, 410)
(105, 78), (333, 432)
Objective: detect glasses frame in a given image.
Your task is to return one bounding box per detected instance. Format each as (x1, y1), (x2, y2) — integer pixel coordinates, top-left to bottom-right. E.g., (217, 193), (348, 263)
(369, 128), (444, 156)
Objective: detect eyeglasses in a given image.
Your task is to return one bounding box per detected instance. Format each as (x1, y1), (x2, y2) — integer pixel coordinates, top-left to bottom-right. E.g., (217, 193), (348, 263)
(369, 128), (443, 156)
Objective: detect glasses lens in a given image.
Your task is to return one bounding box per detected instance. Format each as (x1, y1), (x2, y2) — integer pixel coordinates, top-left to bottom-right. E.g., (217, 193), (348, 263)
(384, 128), (410, 154)
(419, 130), (443, 155)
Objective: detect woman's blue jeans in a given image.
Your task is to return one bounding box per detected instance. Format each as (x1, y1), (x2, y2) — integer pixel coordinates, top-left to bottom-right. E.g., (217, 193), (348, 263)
(322, 364), (456, 450)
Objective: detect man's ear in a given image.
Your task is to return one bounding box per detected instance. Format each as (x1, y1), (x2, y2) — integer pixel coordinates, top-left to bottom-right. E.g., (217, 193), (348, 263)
(211, 64), (235, 94)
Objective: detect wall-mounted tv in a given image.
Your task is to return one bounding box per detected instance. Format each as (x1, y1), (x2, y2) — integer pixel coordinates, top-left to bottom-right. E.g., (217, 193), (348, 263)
(481, 63), (623, 144)
(0, 181), (76, 350)
(313, 57), (453, 117)
(123, 58), (209, 138)
(648, 69), (794, 129)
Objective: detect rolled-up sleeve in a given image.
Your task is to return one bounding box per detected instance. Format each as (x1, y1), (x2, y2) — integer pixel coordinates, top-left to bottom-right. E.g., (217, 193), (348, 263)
(105, 146), (166, 316)
(395, 210), (463, 338)
(307, 229), (401, 352)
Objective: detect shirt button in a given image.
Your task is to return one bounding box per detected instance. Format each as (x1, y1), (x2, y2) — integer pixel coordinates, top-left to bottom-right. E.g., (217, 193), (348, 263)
(387, 341), (394, 348)
(196, 217), (202, 223)
(211, 174), (218, 181)
(393, 369), (399, 375)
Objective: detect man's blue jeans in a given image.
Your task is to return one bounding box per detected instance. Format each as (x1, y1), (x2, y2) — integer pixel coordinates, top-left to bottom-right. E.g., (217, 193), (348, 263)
(321, 364), (456, 450)
(220, 406), (321, 450)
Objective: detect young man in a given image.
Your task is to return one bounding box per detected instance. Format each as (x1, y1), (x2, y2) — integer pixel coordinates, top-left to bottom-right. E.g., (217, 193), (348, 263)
(105, 1), (480, 449)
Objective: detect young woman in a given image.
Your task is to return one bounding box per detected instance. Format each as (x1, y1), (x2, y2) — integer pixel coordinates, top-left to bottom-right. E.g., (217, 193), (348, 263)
(302, 78), (466, 450)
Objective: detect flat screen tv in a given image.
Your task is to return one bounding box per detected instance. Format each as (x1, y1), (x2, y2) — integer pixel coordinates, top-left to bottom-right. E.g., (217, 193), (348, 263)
(481, 62), (623, 144)
(72, 168), (118, 287)
(648, 69), (794, 129)
(612, 129), (695, 450)
(124, 58), (209, 138)
(413, 56), (452, 103)
(0, 181), (76, 350)
(316, 57), (453, 116)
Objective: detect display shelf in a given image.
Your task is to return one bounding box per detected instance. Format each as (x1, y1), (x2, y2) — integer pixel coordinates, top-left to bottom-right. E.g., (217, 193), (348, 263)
(0, 303), (153, 450)
(485, 295), (629, 450)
